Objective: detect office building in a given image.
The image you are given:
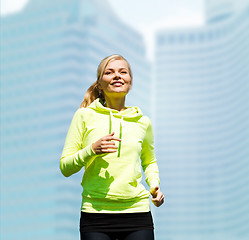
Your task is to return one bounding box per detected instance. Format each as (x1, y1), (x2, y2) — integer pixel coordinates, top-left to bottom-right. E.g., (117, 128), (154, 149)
(0, 0), (150, 239)
(154, 1), (249, 239)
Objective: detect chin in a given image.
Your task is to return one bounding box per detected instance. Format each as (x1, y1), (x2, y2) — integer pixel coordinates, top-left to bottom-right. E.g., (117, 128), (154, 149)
(108, 91), (129, 97)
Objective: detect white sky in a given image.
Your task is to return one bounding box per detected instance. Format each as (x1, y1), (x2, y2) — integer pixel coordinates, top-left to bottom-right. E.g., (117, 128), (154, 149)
(0, 0), (29, 15)
(0, 0), (205, 59)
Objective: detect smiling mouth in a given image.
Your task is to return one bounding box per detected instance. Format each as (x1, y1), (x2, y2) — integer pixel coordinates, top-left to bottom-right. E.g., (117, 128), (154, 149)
(111, 81), (124, 86)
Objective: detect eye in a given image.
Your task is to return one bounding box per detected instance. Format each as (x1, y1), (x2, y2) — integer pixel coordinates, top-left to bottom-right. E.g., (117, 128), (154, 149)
(104, 71), (112, 75)
(121, 71), (128, 74)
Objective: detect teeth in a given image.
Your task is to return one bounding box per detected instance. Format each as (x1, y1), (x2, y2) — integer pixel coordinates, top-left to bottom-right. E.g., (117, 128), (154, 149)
(112, 82), (123, 85)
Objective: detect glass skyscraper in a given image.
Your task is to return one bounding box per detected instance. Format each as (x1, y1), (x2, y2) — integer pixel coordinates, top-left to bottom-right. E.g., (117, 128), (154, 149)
(0, 0), (150, 239)
(154, 1), (249, 239)
(2, 0), (249, 239)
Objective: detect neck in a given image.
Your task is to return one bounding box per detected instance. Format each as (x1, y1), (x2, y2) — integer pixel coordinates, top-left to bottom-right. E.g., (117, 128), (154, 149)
(105, 96), (126, 111)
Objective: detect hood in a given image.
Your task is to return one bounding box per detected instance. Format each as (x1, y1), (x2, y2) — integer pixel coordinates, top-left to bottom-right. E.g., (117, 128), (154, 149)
(88, 98), (143, 121)
(88, 98), (143, 158)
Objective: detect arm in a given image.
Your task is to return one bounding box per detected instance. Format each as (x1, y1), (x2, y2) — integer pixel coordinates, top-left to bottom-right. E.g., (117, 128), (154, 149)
(141, 117), (164, 207)
(140, 117), (160, 189)
(60, 109), (96, 177)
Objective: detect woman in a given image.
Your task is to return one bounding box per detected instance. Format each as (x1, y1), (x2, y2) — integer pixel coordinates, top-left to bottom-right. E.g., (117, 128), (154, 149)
(60, 54), (164, 240)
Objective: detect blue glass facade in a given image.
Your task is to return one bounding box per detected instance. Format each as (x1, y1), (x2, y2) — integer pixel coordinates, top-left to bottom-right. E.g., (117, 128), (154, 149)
(1, 0), (249, 239)
(0, 1), (150, 239)
(154, 3), (249, 240)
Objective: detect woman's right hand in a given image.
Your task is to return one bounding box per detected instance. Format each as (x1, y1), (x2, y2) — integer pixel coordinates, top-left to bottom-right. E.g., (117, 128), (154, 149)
(92, 132), (121, 155)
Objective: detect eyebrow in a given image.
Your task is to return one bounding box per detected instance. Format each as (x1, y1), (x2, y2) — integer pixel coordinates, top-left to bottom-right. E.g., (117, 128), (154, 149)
(105, 67), (128, 71)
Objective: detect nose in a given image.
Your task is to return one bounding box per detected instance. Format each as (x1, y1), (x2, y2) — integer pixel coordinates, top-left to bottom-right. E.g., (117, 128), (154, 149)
(113, 71), (121, 79)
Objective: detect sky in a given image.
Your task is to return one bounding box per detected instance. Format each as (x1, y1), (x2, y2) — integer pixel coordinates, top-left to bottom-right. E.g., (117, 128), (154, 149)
(0, 0), (205, 59)
(108, 0), (205, 58)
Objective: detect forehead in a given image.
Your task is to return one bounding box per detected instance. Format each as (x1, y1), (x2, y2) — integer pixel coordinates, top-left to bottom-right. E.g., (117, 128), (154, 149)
(105, 59), (129, 69)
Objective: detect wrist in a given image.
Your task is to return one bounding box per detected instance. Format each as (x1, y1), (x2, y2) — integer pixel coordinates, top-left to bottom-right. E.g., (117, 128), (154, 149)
(149, 179), (160, 190)
(91, 143), (96, 154)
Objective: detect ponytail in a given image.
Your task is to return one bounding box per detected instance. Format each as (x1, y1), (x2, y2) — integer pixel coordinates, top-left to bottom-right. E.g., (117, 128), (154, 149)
(79, 81), (104, 108)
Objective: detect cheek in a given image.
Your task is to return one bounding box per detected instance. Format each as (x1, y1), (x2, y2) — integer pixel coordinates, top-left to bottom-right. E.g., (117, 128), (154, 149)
(126, 82), (132, 92)
(125, 76), (132, 84)
(127, 79), (132, 88)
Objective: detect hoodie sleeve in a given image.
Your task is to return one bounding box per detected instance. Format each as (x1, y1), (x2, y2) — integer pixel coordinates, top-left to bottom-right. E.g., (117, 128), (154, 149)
(60, 108), (96, 177)
(140, 117), (160, 189)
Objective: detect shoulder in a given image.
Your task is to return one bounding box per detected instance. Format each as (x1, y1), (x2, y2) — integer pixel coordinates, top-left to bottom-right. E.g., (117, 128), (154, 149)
(139, 115), (151, 124)
(75, 106), (96, 115)
(138, 115), (153, 129)
(72, 107), (95, 121)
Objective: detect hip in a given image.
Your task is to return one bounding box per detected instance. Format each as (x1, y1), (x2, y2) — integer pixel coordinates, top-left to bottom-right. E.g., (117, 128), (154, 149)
(79, 211), (154, 233)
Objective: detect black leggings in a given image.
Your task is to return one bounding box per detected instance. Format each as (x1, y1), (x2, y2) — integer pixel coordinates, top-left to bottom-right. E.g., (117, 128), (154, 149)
(81, 229), (154, 240)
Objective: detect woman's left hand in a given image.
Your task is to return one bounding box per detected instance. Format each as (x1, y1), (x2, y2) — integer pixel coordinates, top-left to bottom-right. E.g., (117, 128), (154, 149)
(150, 186), (164, 207)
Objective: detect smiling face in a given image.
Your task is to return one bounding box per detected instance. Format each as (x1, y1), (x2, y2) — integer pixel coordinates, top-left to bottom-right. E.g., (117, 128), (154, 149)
(98, 59), (132, 98)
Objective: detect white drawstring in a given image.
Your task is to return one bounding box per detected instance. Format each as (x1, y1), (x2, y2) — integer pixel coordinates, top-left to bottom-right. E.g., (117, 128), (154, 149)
(109, 110), (123, 157)
(118, 116), (124, 157)
(109, 110), (114, 134)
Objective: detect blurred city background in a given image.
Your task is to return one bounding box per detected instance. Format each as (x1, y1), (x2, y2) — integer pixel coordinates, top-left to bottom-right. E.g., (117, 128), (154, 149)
(1, 0), (249, 239)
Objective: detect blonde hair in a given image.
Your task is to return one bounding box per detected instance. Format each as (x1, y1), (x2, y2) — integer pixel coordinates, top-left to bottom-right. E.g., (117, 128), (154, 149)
(80, 54), (132, 108)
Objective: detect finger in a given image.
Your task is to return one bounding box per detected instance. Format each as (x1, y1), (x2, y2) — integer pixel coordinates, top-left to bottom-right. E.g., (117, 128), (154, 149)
(150, 186), (159, 198)
(152, 199), (160, 207)
(151, 192), (156, 198)
(157, 200), (163, 207)
(101, 145), (118, 150)
(106, 132), (115, 138)
(157, 193), (164, 201)
(101, 148), (117, 153)
(154, 186), (159, 191)
(101, 142), (118, 148)
(95, 149), (117, 154)
(102, 141), (118, 146)
(156, 195), (164, 206)
(152, 198), (164, 207)
(150, 186), (159, 193)
(104, 136), (122, 142)
(151, 196), (159, 202)
(151, 192), (163, 202)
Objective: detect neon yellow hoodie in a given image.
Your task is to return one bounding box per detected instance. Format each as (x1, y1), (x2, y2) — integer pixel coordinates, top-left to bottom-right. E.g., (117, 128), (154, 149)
(60, 98), (160, 213)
